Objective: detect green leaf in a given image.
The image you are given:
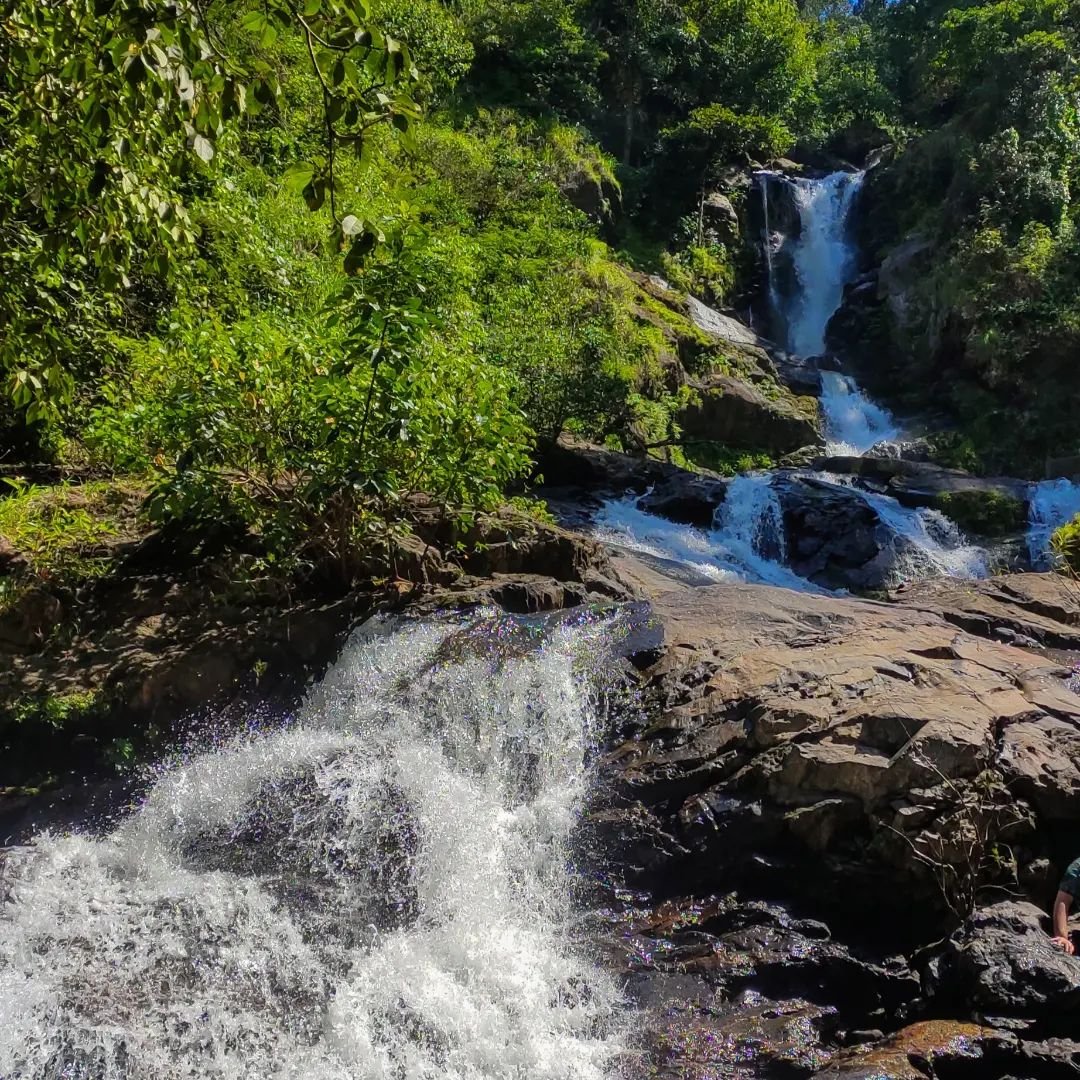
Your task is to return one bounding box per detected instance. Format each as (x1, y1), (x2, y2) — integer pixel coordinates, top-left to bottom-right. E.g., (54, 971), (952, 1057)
(283, 162), (315, 192)
(239, 11), (269, 34)
(192, 134), (214, 162)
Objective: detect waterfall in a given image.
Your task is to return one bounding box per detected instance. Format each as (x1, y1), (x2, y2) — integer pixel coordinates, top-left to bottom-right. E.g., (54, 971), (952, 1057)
(592, 475), (822, 593)
(845, 482), (990, 583)
(1028, 478), (1080, 565)
(761, 170), (901, 455)
(820, 371), (899, 456)
(785, 172), (864, 358)
(0, 612), (632, 1079)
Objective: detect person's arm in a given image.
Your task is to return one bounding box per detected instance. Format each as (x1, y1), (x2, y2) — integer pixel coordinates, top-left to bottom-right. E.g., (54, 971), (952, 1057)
(1051, 890), (1075, 954)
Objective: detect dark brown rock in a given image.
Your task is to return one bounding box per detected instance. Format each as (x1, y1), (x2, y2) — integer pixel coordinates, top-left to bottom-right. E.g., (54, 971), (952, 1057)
(679, 376), (821, 455)
(890, 573), (1080, 650)
(815, 455), (1029, 512)
(606, 582), (1077, 914)
(930, 901), (1080, 1019)
(811, 1020), (1009, 1079)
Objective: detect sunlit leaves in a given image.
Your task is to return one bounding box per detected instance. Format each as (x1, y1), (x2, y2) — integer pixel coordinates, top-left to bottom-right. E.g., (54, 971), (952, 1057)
(0, 0), (422, 422)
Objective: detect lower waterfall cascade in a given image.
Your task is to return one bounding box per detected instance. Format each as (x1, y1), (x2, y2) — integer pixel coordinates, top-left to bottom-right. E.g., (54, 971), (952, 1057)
(0, 612), (634, 1080)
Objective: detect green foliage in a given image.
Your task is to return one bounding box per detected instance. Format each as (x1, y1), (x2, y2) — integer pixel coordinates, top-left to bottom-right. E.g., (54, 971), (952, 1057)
(674, 443), (776, 476)
(1051, 513), (1080, 572)
(652, 105), (792, 220)
(933, 490), (1027, 537)
(5, 689), (101, 733)
(0, 0), (420, 425)
(90, 246), (532, 571)
(853, 0), (1080, 473)
(0, 479), (140, 595)
(461, 0), (603, 118)
(661, 245), (736, 307)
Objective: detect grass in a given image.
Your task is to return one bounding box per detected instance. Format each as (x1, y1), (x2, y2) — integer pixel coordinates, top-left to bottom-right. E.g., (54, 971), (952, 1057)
(0, 478), (147, 610)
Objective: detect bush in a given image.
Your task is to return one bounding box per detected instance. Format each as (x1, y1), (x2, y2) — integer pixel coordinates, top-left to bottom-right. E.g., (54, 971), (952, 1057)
(1052, 515), (1080, 573)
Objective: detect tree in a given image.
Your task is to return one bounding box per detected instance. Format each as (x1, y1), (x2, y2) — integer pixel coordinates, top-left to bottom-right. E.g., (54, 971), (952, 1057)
(588, 0), (694, 163)
(0, 0), (420, 424)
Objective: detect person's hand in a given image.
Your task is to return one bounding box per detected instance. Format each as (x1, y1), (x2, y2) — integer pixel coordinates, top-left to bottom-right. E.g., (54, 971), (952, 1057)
(1051, 935), (1075, 955)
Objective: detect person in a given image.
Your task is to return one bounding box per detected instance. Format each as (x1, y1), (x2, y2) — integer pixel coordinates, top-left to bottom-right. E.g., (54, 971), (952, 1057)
(1050, 857), (1080, 955)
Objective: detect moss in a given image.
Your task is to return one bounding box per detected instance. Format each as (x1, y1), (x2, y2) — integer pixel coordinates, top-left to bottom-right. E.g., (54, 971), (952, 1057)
(677, 442), (777, 476)
(933, 489), (1026, 537)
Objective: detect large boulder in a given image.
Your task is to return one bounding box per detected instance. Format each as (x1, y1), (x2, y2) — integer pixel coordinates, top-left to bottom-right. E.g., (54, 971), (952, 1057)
(773, 473), (895, 590)
(815, 456), (1029, 523)
(636, 471), (730, 528)
(928, 901), (1080, 1022)
(700, 191), (740, 246)
(536, 434), (697, 495)
(685, 295), (766, 350)
(679, 376), (822, 456)
(602, 582), (1079, 920)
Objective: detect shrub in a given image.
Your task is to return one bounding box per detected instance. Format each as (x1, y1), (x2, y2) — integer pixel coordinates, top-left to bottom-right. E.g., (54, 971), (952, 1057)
(1052, 514), (1080, 573)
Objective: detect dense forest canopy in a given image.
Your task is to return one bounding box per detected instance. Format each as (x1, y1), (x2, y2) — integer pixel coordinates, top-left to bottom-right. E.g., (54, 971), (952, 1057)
(2, 0), (1079, 585)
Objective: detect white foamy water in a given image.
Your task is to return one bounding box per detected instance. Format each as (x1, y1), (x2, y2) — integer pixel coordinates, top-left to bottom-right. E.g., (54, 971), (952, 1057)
(0, 612), (631, 1080)
(593, 474), (823, 593)
(762, 170), (902, 455)
(1028, 478), (1080, 565)
(785, 172), (864, 359)
(826, 478), (990, 583)
(820, 372), (899, 456)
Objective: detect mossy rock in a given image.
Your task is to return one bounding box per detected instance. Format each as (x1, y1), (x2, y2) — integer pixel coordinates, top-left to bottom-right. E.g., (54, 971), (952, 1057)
(933, 489), (1027, 537)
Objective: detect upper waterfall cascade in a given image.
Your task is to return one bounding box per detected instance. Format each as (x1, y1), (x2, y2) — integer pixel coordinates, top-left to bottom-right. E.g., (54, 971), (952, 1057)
(762, 170), (901, 456)
(0, 612), (631, 1080)
(784, 171), (864, 359)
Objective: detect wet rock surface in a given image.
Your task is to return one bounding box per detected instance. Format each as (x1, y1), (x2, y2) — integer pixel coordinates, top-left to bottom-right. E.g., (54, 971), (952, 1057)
(679, 375), (822, 456)
(815, 455), (1029, 515)
(591, 572), (1080, 1078)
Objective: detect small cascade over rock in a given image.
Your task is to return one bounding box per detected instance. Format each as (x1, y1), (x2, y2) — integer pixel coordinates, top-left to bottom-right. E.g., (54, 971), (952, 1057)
(0, 611), (634, 1079)
(820, 371), (899, 455)
(1028, 477), (1080, 565)
(841, 479), (990, 582)
(593, 475), (822, 592)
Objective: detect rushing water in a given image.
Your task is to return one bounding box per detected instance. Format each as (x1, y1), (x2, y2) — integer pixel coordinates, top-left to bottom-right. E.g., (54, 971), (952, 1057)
(831, 478), (990, 582)
(783, 171), (865, 359)
(0, 611), (636, 1080)
(591, 471), (988, 594)
(819, 372), (899, 457)
(761, 170), (901, 455)
(1028, 478), (1080, 564)
(593, 475), (823, 593)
